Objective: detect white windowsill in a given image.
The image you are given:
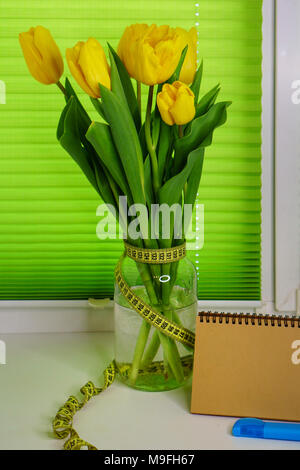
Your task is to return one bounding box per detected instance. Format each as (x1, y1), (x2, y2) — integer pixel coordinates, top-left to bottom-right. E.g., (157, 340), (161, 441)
(0, 299), (263, 334)
(0, 330), (298, 451)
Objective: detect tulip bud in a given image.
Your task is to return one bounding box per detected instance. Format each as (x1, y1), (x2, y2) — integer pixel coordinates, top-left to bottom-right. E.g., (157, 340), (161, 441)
(66, 38), (111, 98)
(175, 27), (197, 84)
(118, 24), (184, 86)
(19, 26), (64, 85)
(157, 81), (195, 126)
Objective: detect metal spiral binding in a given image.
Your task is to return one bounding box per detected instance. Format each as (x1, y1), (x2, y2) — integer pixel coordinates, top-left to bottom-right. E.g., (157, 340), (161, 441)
(198, 311), (300, 327)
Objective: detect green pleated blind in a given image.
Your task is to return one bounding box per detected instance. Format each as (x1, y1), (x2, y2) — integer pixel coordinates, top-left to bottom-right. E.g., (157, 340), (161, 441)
(192, 0), (262, 299)
(0, 0), (262, 300)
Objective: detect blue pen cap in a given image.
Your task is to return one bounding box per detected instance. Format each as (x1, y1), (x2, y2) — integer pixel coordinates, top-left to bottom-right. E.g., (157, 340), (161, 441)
(232, 418), (264, 438)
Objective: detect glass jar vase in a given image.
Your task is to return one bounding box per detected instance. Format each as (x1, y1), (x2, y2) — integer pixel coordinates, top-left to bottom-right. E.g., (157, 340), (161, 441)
(114, 254), (197, 392)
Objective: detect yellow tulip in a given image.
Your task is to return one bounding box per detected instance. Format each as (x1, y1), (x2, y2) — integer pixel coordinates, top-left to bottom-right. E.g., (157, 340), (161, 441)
(157, 81), (195, 126)
(19, 26), (63, 85)
(66, 38), (111, 98)
(117, 24), (185, 86)
(175, 27), (197, 84)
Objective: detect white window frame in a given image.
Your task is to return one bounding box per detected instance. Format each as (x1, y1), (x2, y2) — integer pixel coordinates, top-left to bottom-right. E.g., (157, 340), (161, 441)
(275, 0), (300, 314)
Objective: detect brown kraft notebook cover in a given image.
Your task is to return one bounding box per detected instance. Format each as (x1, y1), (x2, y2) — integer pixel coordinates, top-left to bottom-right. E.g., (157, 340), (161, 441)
(191, 312), (300, 421)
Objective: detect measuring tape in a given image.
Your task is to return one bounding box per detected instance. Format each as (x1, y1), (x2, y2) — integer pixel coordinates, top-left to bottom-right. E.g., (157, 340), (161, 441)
(53, 242), (195, 450)
(124, 241), (186, 264)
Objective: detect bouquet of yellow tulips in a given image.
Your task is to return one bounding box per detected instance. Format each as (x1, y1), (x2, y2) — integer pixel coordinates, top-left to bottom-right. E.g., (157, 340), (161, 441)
(19, 24), (230, 392)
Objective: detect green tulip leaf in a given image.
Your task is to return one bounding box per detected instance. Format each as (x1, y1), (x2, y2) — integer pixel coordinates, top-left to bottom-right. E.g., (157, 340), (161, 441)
(57, 97), (99, 194)
(138, 122), (149, 160)
(57, 94), (71, 141)
(86, 121), (131, 199)
(64, 77), (91, 129)
(144, 155), (154, 206)
(168, 45), (188, 83)
(159, 147), (201, 206)
(152, 109), (161, 149)
(92, 158), (118, 213)
(183, 146), (205, 231)
(99, 84), (146, 206)
(63, 78), (99, 153)
(107, 43), (141, 131)
(173, 101), (231, 174)
(190, 60), (203, 104)
(157, 121), (173, 184)
(196, 83), (221, 117)
(90, 97), (106, 120)
(183, 84), (221, 138)
(184, 147), (205, 208)
(57, 96), (116, 209)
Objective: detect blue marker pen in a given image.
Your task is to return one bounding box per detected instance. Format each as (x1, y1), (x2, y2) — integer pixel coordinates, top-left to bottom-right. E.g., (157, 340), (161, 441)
(232, 418), (300, 442)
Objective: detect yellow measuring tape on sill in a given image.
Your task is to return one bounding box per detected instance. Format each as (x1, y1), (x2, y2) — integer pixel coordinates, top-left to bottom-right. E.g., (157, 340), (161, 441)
(52, 242), (195, 450)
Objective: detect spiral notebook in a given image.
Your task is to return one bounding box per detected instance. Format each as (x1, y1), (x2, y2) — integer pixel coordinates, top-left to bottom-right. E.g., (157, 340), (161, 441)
(191, 312), (300, 422)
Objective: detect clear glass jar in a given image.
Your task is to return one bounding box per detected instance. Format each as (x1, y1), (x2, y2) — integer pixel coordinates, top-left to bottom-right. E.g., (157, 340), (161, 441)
(114, 255), (197, 392)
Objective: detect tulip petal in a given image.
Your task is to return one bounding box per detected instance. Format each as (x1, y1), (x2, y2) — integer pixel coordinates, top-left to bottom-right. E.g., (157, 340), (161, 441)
(170, 91), (195, 125)
(117, 23), (186, 86)
(155, 39), (181, 83)
(157, 81), (195, 126)
(117, 24), (149, 81)
(157, 89), (175, 126)
(78, 38), (111, 97)
(163, 83), (177, 101)
(66, 45), (97, 97)
(139, 42), (159, 85)
(33, 25), (64, 83)
(170, 82), (195, 125)
(19, 29), (53, 84)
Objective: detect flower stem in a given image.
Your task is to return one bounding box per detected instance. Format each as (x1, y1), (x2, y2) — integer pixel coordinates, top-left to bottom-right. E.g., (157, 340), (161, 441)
(158, 331), (185, 383)
(141, 331), (160, 367)
(129, 320), (151, 385)
(128, 261), (158, 384)
(136, 80), (142, 116)
(56, 80), (67, 96)
(145, 85), (160, 198)
(128, 261), (185, 385)
(178, 124), (184, 138)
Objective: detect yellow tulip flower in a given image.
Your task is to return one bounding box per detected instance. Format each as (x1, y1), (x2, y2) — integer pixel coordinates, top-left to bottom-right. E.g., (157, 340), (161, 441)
(19, 26), (63, 85)
(157, 81), (195, 126)
(175, 27), (197, 84)
(66, 38), (111, 98)
(118, 24), (185, 86)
